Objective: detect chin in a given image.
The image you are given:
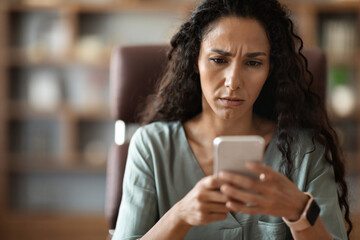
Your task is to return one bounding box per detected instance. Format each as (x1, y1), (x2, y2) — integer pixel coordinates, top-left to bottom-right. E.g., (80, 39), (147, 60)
(223, 115), (239, 121)
(219, 111), (239, 120)
(217, 108), (249, 121)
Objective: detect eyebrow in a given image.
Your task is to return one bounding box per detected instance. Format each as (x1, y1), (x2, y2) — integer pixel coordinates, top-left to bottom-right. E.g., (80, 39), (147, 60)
(210, 48), (232, 56)
(210, 48), (267, 57)
(246, 52), (267, 57)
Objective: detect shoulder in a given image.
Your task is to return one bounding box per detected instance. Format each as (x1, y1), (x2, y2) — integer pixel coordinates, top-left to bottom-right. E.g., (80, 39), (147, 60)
(137, 121), (182, 134)
(291, 128), (325, 157)
(289, 128), (331, 183)
(129, 121), (183, 154)
(271, 128), (328, 176)
(126, 121), (182, 174)
(132, 121), (182, 142)
(268, 127), (326, 174)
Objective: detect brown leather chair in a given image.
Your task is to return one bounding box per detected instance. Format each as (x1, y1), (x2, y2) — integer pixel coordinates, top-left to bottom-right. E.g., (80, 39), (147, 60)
(106, 45), (170, 235)
(105, 45), (327, 234)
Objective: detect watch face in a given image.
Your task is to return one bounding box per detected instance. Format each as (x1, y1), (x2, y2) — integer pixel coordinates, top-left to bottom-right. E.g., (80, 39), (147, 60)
(306, 200), (320, 226)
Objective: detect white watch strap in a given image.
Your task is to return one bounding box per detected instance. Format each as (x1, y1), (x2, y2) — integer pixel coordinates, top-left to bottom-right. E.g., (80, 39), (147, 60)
(282, 192), (314, 231)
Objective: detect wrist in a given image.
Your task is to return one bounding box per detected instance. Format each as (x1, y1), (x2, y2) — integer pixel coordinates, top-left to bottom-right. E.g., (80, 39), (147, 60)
(282, 192), (321, 232)
(142, 202), (192, 240)
(286, 193), (310, 221)
(172, 202), (192, 229)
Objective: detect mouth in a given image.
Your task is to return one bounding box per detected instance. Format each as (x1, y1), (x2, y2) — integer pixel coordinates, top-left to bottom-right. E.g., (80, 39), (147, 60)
(219, 97), (245, 106)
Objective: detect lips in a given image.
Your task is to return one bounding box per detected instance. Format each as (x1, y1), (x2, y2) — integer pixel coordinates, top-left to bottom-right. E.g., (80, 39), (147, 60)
(219, 97), (245, 107)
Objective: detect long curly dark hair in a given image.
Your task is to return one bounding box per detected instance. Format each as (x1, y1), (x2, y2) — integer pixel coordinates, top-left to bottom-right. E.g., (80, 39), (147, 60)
(141, 0), (352, 236)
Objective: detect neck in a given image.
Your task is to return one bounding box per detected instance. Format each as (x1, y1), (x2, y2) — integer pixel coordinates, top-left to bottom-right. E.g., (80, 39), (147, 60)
(192, 109), (258, 142)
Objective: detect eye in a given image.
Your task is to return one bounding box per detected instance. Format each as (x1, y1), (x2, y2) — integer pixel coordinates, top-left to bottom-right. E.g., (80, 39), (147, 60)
(210, 57), (227, 64)
(247, 61), (262, 67)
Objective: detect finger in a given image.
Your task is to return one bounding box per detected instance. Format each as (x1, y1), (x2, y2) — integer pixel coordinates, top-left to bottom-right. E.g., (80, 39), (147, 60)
(200, 190), (229, 203)
(200, 175), (223, 190)
(198, 202), (229, 214)
(245, 162), (274, 177)
(220, 184), (264, 205)
(246, 162), (288, 184)
(203, 213), (228, 223)
(218, 171), (262, 193)
(196, 189), (228, 203)
(226, 201), (263, 215)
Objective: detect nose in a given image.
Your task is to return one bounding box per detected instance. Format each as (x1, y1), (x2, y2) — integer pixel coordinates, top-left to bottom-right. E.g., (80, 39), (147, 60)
(224, 64), (243, 90)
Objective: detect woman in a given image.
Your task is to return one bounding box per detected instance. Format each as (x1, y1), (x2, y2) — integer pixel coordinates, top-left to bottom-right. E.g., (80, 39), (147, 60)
(113, 0), (351, 239)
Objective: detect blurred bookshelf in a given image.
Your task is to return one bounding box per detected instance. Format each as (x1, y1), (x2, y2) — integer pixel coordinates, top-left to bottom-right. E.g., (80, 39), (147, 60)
(0, 0), (359, 239)
(0, 0), (193, 239)
(285, 1), (360, 238)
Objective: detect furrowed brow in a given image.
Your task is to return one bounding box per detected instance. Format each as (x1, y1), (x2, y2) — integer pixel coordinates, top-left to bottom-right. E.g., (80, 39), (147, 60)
(245, 52), (267, 58)
(210, 48), (233, 56)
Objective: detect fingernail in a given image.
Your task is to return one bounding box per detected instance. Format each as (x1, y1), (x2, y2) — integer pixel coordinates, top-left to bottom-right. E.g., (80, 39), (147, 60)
(220, 185), (226, 193)
(246, 161), (257, 168)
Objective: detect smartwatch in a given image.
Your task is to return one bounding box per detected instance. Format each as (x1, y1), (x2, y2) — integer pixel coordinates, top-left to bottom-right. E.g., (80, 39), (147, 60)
(282, 192), (320, 231)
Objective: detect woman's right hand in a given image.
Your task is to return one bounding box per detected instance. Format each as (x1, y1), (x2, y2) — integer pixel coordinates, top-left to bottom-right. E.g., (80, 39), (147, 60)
(174, 175), (229, 226)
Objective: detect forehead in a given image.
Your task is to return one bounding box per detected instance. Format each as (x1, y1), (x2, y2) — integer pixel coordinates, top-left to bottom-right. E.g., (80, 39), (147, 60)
(201, 17), (270, 52)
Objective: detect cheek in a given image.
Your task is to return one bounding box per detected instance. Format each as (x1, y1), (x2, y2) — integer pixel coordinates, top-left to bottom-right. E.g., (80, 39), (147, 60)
(199, 66), (222, 93)
(200, 77), (216, 101)
(246, 72), (268, 99)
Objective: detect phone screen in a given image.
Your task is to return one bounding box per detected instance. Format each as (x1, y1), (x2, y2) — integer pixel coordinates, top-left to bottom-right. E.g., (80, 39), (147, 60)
(213, 136), (265, 178)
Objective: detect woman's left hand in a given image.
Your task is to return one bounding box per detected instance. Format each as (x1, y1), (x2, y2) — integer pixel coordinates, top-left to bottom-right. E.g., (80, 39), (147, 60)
(218, 162), (308, 221)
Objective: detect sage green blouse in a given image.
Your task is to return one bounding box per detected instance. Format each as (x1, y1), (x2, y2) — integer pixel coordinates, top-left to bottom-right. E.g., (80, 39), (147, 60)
(112, 121), (347, 240)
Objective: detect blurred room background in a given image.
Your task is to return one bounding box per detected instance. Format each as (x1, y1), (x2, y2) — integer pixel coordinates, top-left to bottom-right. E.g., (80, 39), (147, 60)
(0, 0), (358, 239)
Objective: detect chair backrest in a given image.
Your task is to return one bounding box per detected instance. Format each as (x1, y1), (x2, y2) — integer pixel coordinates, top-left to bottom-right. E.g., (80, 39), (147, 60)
(106, 45), (169, 232)
(105, 45), (327, 231)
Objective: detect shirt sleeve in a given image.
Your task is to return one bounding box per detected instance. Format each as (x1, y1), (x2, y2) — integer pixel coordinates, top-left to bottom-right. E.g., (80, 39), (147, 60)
(112, 128), (159, 240)
(303, 143), (348, 240)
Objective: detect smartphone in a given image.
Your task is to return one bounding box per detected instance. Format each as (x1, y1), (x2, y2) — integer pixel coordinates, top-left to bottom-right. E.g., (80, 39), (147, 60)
(213, 136), (265, 178)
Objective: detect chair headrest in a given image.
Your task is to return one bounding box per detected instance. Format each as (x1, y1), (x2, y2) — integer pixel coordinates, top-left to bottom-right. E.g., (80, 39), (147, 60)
(110, 45), (170, 122)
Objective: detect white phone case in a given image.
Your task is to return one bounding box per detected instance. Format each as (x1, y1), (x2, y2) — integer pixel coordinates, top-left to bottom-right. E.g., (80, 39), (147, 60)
(213, 136), (265, 177)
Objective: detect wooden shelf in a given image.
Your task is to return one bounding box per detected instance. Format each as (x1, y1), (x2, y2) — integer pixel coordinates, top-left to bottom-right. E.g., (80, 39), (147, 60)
(328, 109), (360, 124)
(285, 1), (360, 12)
(8, 154), (107, 173)
(8, 154), (62, 167)
(0, 1), (187, 239)
(1, 1), (359, 239)
(7, 102), (110, 120)
(344, 152), (360, 174)
(8, 102), (65, 119)
(314, 2), (360, 13)
(75, 108), (111, 120)
(351, 212), (360, 240)
(8, 0), (196, 13)
(1, 212), (108, 240)
(327, 56), (360, 69)
(75, 1), (195, 13)
(8, 49), (110, 69)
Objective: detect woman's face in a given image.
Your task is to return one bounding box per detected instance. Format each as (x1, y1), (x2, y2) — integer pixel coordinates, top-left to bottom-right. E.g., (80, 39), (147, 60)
(197, 16), (270, 121)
